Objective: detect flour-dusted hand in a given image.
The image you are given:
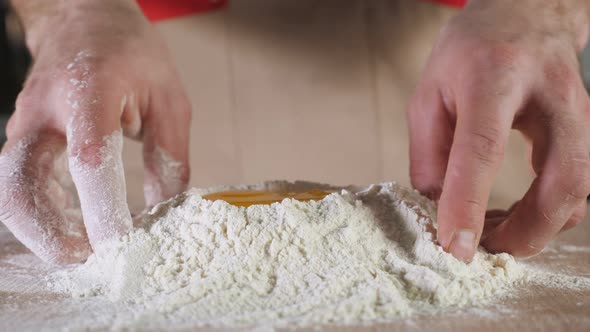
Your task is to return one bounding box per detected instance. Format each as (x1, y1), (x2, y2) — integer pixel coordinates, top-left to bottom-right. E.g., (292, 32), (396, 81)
(408, 0), (590, 261)
(0, 0), (191, 264)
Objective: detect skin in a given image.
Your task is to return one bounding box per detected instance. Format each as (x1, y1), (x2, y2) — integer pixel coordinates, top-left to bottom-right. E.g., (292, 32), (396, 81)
(408, 0), (590, 261)
(1, 0), (589, 264)
(1, 0), (190, 264)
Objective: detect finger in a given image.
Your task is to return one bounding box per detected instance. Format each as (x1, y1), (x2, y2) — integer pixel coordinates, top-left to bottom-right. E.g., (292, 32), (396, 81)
(481, 216), (506, 241)
(65, 76), (132, 250)
(482, 202), (520, 240)
(120, 92), (143, 139)
(483, 115), (590, 256)
(560, 200), (586, 233)
(437, 86), (521, 261)
(0, 130), (91, 264)
(142, 90), (191, 207)
(485, 209), (509, 219)
(407, 84), (453, 200)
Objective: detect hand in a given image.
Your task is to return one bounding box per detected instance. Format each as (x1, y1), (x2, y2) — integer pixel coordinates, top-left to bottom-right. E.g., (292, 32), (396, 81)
(0, 0), (191, 264)
(407, 0), (590, 261)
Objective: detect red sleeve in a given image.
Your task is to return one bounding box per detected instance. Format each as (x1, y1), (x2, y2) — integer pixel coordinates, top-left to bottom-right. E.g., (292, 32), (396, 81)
(426, 0), (467, 7)
(137, 0), (463, 23)
(137, 0), (228, 22)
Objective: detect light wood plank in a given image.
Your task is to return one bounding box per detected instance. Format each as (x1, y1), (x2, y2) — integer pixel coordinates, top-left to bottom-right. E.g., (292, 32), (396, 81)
(226, 0), (382, 186)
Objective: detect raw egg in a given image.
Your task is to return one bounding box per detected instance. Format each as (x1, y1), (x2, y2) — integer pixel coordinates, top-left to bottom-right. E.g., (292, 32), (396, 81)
(203, 190), (333, 207)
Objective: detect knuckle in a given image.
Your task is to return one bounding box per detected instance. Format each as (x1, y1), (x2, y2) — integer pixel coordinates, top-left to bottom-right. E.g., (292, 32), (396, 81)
(68, 141), (105, 168)
(42, 247), (78, 265)
(495, 238), (546, 258)
(444, 197), (486, 230)
(539, 208), (559, 227)
(0, 188), (33, 229)
(61, 78), (99, 109)
(485, 232), (545, 258)
(559, 156), (590, 200)
(0, 160), (30, 206)
(61, 56), (115, 111)
(14, 90), (36, 110)
(35, 241), (74, 265)
(64, 61), (102, 89)
(473, 41), (525, 70)
(462, 198), (486, 224)
(518, 242), (545, 257)
(13, 87), (47, 120)
(468, 127), (505, 167)
(567, 214), (584, 228)
(66, 53), (107, 79)
(544, 62), (579, 99)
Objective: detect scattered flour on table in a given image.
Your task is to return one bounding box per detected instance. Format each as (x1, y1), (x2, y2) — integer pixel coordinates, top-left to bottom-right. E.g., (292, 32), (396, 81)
(558, 244), (590, 254)
(46, 181), (584, 329)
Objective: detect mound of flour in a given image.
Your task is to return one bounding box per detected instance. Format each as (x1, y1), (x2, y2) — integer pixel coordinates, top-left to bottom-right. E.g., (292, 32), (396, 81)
(49, 181), (524, 328)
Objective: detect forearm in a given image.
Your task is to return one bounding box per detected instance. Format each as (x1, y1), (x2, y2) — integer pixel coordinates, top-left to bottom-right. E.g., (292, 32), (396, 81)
(9, 0), (143, 56)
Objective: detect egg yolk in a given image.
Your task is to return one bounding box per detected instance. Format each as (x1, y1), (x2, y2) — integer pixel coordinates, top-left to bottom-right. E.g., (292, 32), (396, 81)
(203, 190), (333, 207)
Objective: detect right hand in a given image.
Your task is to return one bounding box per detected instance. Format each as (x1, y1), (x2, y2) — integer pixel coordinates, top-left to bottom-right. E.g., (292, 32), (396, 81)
(407, 0), (590, 261)
(0, 0), (191, 264)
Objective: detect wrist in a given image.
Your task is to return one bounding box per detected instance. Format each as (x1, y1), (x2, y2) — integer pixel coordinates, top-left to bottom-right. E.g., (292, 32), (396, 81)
(10, 0), (144, 56)
(556, 0), (590, 51)
(467, 0), (590, 52)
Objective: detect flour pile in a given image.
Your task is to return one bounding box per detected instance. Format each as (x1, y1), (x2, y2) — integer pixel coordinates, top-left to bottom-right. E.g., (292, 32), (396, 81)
(49, 181), (524, 328)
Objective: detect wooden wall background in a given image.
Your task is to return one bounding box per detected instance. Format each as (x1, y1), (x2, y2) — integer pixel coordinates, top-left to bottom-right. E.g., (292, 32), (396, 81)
(123, 0), (533, 213)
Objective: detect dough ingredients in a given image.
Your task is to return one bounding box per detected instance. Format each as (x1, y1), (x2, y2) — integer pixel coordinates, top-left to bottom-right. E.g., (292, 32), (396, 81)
(47, 181), (589, 329)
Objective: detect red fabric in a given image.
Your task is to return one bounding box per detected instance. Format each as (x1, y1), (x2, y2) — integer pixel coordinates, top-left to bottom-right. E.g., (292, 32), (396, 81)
(138, 0), (464, 22)
(137, 0), (227, 21)
(427, 0), (467, 7)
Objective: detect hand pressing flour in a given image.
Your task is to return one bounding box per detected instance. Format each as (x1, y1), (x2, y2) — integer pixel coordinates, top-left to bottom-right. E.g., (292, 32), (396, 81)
(408, 0), (590, 261)
(0, 0), (190, 263)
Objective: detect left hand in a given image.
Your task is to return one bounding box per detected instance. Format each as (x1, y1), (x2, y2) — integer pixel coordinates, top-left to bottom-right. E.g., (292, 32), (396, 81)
(407, 0), (590, 261)
(0, 0), (191, 264)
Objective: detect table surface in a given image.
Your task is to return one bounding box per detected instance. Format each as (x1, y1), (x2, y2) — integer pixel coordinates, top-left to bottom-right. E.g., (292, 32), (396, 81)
(0, 207), (589, 332)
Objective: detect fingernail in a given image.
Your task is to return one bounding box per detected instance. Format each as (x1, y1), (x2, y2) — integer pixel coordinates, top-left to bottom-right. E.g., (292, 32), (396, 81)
(448, 229), (476, 262)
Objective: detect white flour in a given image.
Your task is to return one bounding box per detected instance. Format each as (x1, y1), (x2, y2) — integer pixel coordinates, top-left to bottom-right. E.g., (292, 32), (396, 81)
(559, 244), (590, 253)
(48, 181), (534, 329)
